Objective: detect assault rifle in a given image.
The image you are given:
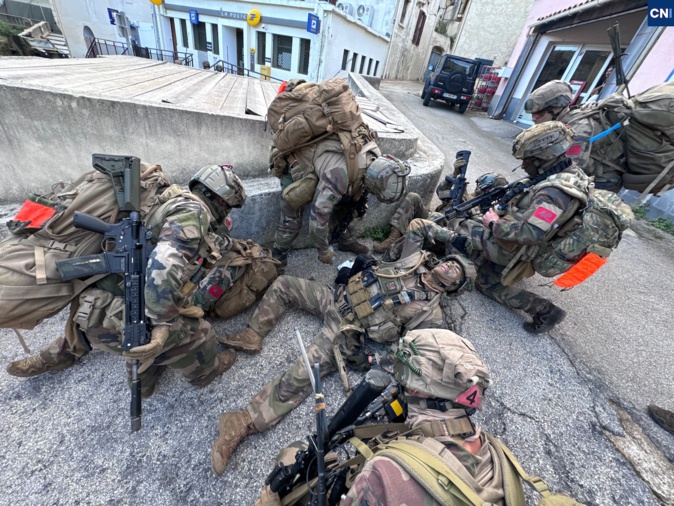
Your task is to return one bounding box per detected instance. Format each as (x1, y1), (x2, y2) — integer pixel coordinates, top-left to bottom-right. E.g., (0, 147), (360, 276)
(330, 191), (369, 244)
(56, 155), (154, 432)
(436, 150), (471, 210)
(266, 344), (396, 505)
(435, 158), (572, 223)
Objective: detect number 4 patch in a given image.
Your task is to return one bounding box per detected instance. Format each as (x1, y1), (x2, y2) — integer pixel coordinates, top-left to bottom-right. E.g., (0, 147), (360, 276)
(455, 384), (481, 408)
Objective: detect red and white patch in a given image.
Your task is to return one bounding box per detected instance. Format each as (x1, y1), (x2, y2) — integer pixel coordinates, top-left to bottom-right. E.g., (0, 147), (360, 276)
(208, 285), (225, 298)
(566, 144), (582, 156)
(533, 206), (558, 224)
(455, 384), (481, 408)
(225, 217), (233, 230)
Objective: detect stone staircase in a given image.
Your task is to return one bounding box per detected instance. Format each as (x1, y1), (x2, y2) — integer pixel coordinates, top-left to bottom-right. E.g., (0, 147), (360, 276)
(45, 33), (69, 57)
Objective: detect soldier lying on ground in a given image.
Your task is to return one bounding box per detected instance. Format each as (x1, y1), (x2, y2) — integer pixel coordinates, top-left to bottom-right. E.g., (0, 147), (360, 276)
(7, 166), (247, 397)
(210, 220), (477, 475)
(256, 328), (584, 506)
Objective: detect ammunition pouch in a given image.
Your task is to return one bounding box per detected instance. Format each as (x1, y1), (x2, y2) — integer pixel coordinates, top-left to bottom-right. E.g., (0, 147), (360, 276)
(282, 173), (318, 210)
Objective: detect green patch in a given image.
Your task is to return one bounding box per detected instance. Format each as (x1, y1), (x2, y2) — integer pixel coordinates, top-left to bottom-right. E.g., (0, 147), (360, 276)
(363, 224), (392, 242)
(632, 205), (674, 235)
(0, 21), (21, 37)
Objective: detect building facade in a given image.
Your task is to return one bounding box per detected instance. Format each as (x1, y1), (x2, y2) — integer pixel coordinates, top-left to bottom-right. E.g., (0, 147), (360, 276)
(155, 0), (391, 82)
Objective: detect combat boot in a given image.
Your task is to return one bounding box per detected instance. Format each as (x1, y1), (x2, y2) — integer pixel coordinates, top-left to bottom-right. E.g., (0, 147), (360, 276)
(6, 352), (75, 378)
(217, 327), (263, 353)
(523, 303), (566, 334)
(373, 227), (402, 253)
(648, 404), (674, 435)
(211, 410), (258, 475)
(337, 238), (370, 255)
(272, 247), (289, 275)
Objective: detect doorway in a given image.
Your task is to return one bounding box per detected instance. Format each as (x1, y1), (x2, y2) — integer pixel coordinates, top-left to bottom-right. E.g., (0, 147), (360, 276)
(83, 26), (96, 56)
(236, 28), (244, 75)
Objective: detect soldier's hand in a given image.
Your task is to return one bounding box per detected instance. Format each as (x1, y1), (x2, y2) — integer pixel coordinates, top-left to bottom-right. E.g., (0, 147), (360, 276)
(123, 325), (170, 373)
(453, 157), (467, 177)
(255, 486), (282, 506)
(178, 305), (204, 319)
(482, 209), (500, 228)
(318, 250), (335, 265)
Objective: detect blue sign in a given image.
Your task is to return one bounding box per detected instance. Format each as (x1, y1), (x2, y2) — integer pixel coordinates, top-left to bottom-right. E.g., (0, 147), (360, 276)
(307, 13), (320, 34)
(107, 8), (118, 25)
(648, 0), (674, 25)
(189, 9), (199, 25)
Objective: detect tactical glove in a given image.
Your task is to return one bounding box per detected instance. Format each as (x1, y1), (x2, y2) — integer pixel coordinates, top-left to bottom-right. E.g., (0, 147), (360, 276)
(453, 157), (467, 177)
(123, 325), (170, 374)
(318, 250), (335, 265)
(178, 305), (205, 319)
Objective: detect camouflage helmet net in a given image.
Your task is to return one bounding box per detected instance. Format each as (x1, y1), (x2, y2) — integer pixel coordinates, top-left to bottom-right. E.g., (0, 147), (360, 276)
(364, 155), (411, 204)
(512, 121), (574, 161)
(394, 329), (491, 408)
(189, 164), (246, 209)
(474, 172), (508, 196)
(524, 80), (574, 114)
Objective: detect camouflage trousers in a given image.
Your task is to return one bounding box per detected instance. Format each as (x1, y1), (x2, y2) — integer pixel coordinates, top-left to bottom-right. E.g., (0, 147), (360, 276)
(42, 311), (220, 389)
(246, 275), (362, 432)
(389, 192), (444, 233)
(476, 260), (550, 316)
(274, 175), (358, 251)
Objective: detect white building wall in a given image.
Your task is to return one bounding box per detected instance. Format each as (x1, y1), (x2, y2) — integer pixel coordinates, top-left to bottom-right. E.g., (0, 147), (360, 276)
(50, 0), (155, 58)
(453, 0), (535, 66)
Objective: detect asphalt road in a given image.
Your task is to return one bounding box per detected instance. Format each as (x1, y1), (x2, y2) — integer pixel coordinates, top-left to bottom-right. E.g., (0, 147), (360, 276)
(0, 80), (672, 505)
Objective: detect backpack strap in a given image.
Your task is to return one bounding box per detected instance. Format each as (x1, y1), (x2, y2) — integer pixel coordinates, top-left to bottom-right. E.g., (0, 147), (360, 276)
(373, 439), (495, 505)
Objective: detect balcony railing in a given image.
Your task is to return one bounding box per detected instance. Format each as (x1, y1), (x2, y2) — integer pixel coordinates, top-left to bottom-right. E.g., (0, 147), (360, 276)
(211, 59), (284, 82)
(85, 38), (194, 67)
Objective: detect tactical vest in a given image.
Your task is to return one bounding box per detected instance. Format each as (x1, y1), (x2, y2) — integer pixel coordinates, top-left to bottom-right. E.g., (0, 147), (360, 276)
(344, 251), (441, 343)
(496, 167), (591, 285)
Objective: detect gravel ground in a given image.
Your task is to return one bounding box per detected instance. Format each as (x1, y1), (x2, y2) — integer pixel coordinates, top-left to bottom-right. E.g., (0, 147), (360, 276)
(1, 80), (673, 505)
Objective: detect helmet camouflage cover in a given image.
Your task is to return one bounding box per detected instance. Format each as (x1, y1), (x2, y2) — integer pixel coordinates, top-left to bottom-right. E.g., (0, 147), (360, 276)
(189, 164), (246, 209)
(394, 329), (491, 409)
(524, 80), (574, 114)
(474, 172), (508, 196)
(364, 155), (411, 204)
(512, 121), (574, 161)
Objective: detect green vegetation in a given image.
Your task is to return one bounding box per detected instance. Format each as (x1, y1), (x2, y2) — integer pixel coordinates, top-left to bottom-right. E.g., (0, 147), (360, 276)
(632, 205), (674, 235)
(435, 19), (449, 37)
(363, 224), (392, 242)
(0, 21), (21, 37)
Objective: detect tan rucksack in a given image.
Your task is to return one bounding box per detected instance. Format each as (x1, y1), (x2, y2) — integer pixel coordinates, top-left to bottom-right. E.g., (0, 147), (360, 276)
(0, 163), (170, 330)
(205, 239), (280, 319)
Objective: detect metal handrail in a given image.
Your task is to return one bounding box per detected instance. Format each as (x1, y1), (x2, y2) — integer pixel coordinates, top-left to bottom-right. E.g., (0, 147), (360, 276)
(211, 59), (284, 82)
(84, 38), (193, 66)
(0, 12), (35, 28)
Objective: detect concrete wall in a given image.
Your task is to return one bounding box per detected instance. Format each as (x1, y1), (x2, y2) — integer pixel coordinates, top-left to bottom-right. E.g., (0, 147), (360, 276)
(452, 0), (534, 66)
(383, 0), (446, 81)
(51, 0), (155, 58)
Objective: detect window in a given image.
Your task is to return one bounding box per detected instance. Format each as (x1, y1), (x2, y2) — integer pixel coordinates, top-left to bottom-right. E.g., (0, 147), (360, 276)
(457, 0), (470, 19)
(180, 18), (188, 47)
(341, 49), (349, 70)
(400, 0), (411, 24)
(299, 38), (310, 75)
(412, 11), (426, 46)
(367, 58), (373, 75)
(374, 60), (379, 76)
(192, 21), (208, 51)
(351, 53), (358, 72)
(272, 34), (292, 71)
(211, 24), (219, 55)
(359, 56), (365, 74)
(441, 57), (475, 75)
(257, 31), (266, 65)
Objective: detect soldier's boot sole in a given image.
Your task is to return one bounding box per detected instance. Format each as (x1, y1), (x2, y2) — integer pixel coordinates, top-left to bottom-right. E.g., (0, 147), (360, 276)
(648, 404), (674, 435)
(523, 306), (566, 334)
(6, 354), (76, 378)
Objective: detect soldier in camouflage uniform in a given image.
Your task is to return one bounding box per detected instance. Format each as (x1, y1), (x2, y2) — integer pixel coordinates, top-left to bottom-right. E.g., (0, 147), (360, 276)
(270, 79), (411, 266)
(450, 122), (593, 334)
(255, 328), (583, 506)
(210, 220), (476, 476)
(7, 165), (246, 397)
(373, 167), (508, 253)
(525, 80), (624, 192)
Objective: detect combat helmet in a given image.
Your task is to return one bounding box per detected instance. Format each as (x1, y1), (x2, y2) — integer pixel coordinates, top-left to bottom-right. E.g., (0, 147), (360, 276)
(474, 172), (508, 196)
(524, 80), (574, 115)
(394, 329), (491, 411)
(190, 164), (246, 222)
(364, 155), (411, 204)
(512, 121), (574, 162)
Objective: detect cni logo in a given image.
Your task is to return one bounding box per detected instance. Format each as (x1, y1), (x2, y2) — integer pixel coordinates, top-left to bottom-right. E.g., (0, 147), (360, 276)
(648, 0), (674, 25)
